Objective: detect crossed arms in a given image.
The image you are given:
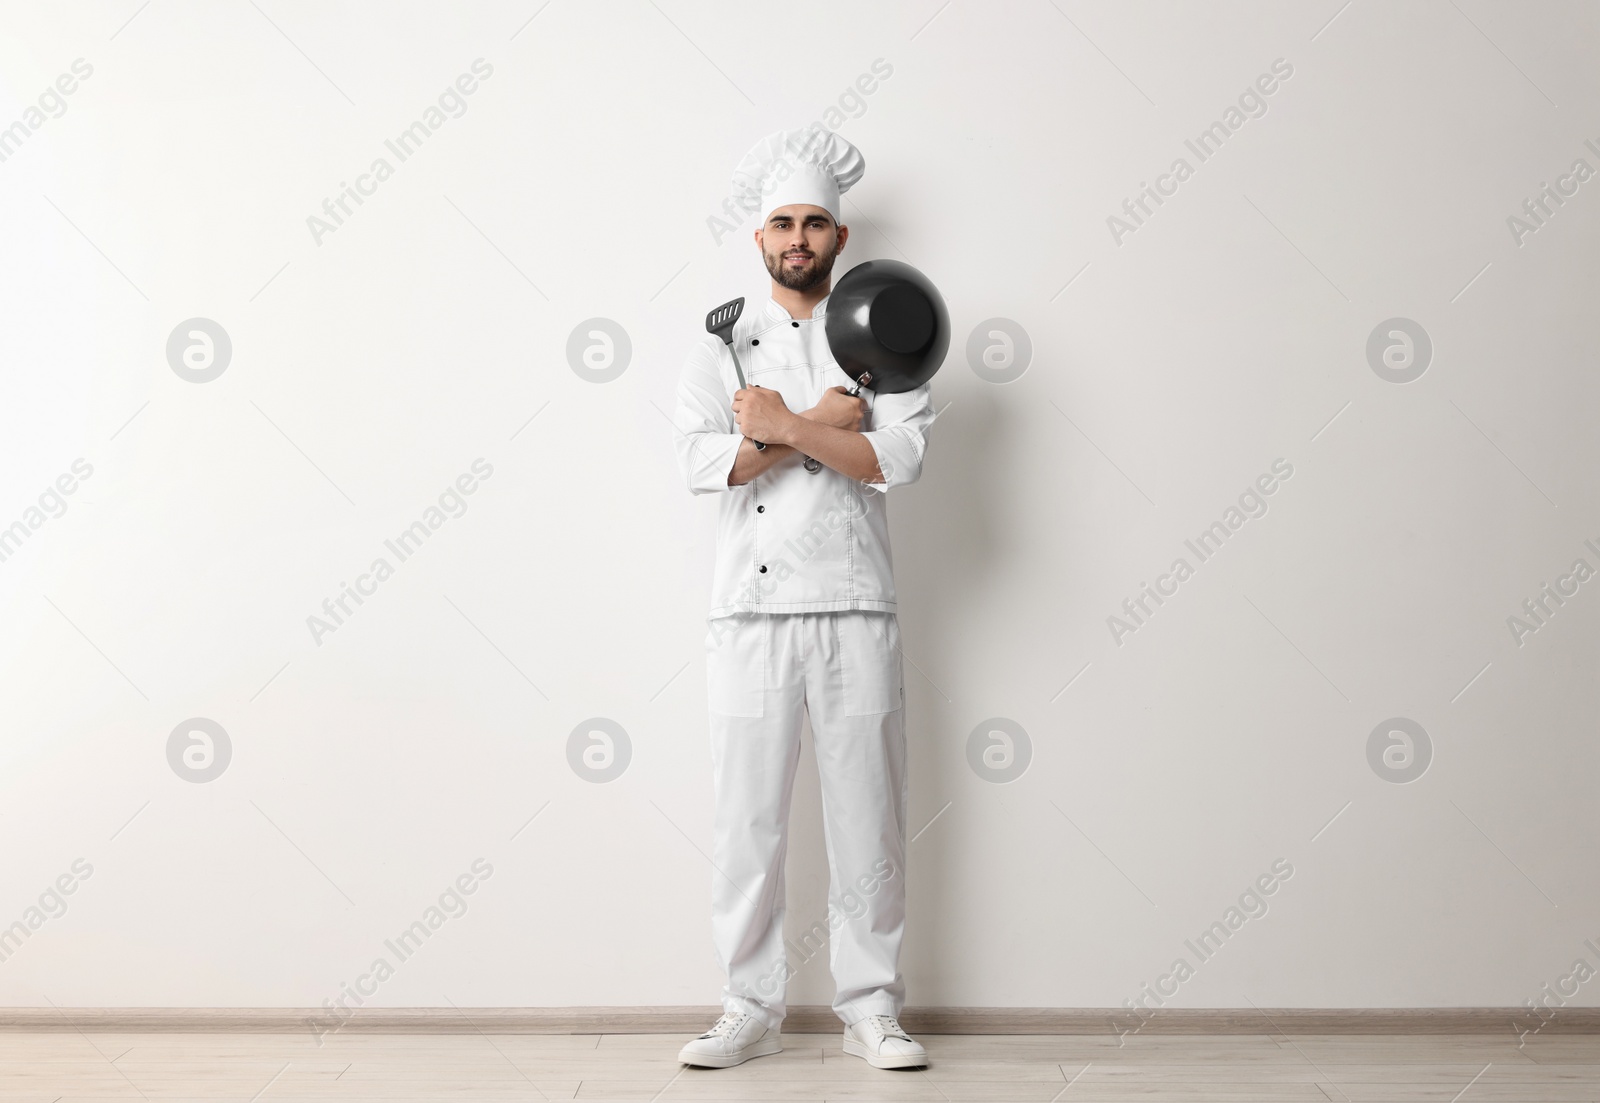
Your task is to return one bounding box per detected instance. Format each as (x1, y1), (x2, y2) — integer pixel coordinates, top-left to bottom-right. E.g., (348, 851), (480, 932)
(726, 385), (880, 485)
(672, 341), (935, 496)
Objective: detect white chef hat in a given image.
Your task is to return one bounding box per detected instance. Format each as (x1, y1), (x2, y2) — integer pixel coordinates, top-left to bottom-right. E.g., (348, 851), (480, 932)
(731, 126), (865, 226)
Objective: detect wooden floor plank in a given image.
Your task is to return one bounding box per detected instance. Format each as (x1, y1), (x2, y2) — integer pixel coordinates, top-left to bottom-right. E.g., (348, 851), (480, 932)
(4, 1031), (1599, 1102)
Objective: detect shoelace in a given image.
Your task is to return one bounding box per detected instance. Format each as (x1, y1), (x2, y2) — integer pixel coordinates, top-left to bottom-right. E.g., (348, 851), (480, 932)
(701, 1011), (749, 1039)
(865, 1014), (910, 1041)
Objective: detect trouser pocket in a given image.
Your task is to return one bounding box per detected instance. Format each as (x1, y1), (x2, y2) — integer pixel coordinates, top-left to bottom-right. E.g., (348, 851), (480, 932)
(838, 612), (904, 716)
(705, 614), (766, 717)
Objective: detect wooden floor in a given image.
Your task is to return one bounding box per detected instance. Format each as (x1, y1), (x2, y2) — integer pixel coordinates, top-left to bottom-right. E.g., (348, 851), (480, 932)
(5, 1030), (1600, 1101)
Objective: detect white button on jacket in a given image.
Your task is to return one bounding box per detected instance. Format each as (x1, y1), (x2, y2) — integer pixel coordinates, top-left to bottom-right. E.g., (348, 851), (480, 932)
(673, 293), (936, 620)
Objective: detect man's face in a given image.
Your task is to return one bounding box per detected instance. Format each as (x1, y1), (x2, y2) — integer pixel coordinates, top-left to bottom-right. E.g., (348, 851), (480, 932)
(757, 205), (848, 291)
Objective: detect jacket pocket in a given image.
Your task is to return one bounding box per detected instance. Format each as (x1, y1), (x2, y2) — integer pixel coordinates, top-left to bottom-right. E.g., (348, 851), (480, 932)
(839, 611), (904, 716)
(705, 614), (766, 717)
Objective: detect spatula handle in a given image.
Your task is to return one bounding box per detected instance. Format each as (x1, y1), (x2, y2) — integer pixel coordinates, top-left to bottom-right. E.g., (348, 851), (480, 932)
(728, 345), (766, 450)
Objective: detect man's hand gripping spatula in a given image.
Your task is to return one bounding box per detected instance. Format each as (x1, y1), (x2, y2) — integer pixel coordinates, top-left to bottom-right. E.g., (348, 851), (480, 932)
(705, 297), (767, 451)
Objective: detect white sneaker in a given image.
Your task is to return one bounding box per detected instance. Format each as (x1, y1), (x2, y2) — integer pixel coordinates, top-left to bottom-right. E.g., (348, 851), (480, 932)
(842, 1014), (928, 1069)
(678, 1009), (782, 1068)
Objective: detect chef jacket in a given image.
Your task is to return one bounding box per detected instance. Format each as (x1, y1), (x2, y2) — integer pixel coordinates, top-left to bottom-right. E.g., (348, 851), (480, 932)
(673, 293), (935, 620)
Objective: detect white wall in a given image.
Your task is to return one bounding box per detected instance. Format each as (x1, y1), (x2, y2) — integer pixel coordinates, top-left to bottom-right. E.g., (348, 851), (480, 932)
(2, 0), (1597, 1016)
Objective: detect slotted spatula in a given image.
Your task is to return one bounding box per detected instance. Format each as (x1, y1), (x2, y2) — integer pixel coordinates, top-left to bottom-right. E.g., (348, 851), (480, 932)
(705, 297), (766, 450)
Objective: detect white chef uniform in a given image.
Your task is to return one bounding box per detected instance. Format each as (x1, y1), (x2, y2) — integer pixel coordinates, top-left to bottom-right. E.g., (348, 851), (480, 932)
(672, 126), (936, 1031)
(673, 293), (935, 619)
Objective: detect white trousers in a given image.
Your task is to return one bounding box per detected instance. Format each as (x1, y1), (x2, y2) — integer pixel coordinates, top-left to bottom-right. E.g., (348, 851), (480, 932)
(704, 610), (909, 1031)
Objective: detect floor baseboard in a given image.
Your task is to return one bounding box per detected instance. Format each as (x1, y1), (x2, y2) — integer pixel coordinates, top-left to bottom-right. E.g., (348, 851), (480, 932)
(0, 1006), (1583, 1035)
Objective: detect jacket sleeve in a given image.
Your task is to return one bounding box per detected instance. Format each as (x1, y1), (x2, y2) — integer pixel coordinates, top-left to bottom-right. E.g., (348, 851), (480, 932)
(673, 339), (744, 495)
(861, 381), (935, 493)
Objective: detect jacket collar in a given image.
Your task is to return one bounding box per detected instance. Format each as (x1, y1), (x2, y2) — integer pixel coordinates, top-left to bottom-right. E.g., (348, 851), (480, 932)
(763, 293), (830, 322)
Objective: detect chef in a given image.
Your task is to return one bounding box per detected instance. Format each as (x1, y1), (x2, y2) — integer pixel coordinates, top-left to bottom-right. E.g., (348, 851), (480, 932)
(672, 126), (935, 1071)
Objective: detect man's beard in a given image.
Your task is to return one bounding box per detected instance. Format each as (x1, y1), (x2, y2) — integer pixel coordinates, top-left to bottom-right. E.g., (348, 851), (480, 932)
(764, 240), (839, 291)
